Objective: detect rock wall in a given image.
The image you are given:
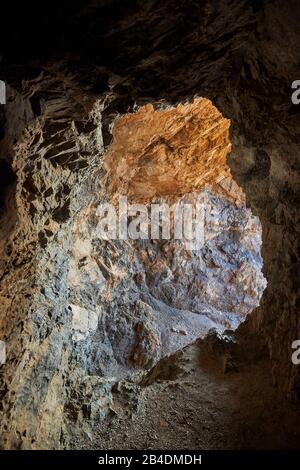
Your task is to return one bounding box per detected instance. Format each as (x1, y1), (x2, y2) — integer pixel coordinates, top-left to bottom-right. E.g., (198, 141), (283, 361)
(0, 77), (105, 448)
(0, 77), (265, 448)
(69, 179), (265, 375)
(0, 0), (299, 449)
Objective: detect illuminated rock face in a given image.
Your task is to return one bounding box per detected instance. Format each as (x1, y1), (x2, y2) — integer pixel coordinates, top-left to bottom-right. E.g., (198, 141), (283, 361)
(69, 180), (265, 365)
(105, 99), (231, 202)
(64, 99), (266, 448)
(0, 83), (265, 449)
(0, 0), (299, 451)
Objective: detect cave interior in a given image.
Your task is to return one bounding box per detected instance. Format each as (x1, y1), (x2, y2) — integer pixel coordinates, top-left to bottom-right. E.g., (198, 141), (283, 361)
(0, 0), (300, 451)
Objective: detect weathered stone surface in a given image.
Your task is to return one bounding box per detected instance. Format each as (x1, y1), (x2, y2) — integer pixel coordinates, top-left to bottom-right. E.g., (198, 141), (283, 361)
(0, 81), (266, 449)
(105, 99), (231, 202)
(0, 0), (299, 450)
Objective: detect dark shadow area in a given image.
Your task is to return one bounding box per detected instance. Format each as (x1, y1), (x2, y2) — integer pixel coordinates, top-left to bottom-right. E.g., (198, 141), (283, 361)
(0, 159), (16, 215)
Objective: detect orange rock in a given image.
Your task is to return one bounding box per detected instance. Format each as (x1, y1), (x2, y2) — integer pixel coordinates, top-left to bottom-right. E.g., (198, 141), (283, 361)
(104, 98), (232, 203)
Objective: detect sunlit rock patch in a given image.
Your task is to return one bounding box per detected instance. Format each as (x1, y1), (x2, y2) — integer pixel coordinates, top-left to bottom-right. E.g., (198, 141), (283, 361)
(104, 98), (232, 202)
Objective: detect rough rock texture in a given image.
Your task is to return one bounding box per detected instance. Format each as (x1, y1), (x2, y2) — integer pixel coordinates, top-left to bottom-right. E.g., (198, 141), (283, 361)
(68, 339), (300, 450)
(0, 0), (299, 450)
(105, 98), (231, 202)
(0, 76), (115, 448)
(69, 177), (265, 376)
(138, 189), (265, 325)
(0, 83), (265, 449)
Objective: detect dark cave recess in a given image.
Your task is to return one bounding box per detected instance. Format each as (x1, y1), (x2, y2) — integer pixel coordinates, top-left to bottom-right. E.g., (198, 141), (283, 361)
(0, 158), (16, 213)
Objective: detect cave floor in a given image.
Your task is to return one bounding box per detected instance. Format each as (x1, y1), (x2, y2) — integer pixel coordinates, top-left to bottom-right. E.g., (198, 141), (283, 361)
(69, 343), (300, 450)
